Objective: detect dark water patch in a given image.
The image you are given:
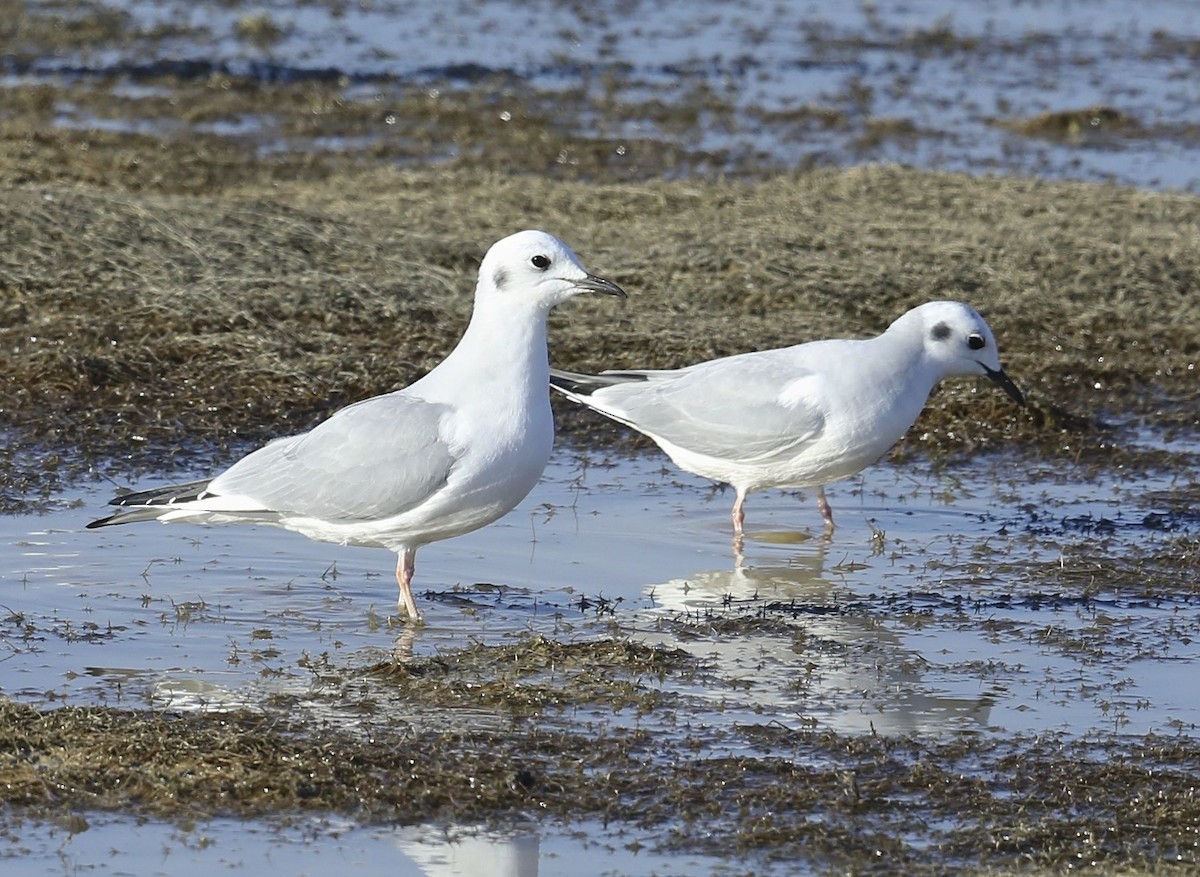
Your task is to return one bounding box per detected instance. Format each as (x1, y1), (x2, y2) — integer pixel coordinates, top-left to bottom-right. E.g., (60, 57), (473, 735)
(0, 56), (540, 87)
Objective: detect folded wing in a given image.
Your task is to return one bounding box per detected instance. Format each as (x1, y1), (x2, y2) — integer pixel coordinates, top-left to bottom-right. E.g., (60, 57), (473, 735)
(200, 391), (457, 523)
(562, 354), (827, 465)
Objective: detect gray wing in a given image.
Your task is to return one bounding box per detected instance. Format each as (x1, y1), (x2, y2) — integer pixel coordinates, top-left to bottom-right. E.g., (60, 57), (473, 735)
(208, 391), (457, 522)
(594, 353), (827, 464)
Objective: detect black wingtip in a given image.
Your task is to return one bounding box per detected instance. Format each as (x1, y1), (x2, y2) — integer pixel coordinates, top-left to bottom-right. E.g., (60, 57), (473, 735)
(104, 479), (212, 508)
(548, 370), (593, 395)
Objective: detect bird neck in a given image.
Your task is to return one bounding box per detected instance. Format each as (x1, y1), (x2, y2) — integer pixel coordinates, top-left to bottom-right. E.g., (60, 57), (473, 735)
(437, 297), (552, 401)
(863, 329), (942, 414)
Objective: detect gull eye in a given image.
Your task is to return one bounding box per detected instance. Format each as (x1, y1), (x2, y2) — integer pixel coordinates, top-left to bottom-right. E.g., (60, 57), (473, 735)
(967, 333), (986, 350)
(530, 254), (551, 270)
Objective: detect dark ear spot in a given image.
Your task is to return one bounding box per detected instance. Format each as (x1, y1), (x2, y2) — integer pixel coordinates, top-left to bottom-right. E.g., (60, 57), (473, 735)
(967, 333), (986, 350)
(931, 321), (952, 341)
(492, 268), (508, 290)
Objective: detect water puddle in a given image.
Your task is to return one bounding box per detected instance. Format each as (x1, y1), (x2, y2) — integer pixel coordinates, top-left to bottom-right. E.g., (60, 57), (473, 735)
(2, 816), (735, 877)
(2, 443), (1197, 871)
(4, 448), (1198, 729)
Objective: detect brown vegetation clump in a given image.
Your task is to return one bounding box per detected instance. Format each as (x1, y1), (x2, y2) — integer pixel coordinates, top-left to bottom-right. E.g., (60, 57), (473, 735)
(2, 166), (1197, 501)
(1, 638), (1199, 873)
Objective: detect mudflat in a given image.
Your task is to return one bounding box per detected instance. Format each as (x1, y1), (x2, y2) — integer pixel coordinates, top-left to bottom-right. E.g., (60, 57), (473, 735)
(1, 15), (1199, 871)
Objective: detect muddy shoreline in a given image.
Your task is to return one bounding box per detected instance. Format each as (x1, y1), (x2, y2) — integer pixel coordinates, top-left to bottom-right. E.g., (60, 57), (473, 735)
(2, 4), (1200, 871)
(3, 162), (1198, 872)
(2, 165), (1197, 505)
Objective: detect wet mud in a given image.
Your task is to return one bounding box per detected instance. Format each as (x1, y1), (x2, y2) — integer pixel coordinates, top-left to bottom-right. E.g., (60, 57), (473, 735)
(2, 0), (1199, 872)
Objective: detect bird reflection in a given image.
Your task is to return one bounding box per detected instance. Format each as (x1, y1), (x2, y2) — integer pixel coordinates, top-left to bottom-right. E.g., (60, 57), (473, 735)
(391, 622), (418, 662)
(644, 544), (993, 735)
(392, 826), (539, 877)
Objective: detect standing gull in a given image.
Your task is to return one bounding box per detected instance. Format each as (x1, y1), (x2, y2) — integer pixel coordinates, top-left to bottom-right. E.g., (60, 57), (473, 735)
(551, 300), (1023, 540)
(89, 230), (626, 621)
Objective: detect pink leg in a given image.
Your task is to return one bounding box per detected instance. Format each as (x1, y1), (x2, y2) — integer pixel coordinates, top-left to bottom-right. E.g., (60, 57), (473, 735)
(817, 485), (835, 530)
(395, 547), (422, 621)
(731, 488), (747, 555)
(731, 488), (747, 536)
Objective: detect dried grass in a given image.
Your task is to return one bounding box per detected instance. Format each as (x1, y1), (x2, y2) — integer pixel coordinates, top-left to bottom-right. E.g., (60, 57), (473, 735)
(2, 165), (1197, 495)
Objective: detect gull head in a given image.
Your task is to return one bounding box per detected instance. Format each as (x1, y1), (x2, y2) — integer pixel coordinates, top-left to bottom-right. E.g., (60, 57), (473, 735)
(907, 301), (1025, 406)
(477, 230), (626, 311)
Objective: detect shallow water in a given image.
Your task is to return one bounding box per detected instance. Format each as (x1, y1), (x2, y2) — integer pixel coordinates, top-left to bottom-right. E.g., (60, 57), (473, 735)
(5, 448), (1197, 732)
(3, 442), (1198, 871)
(16, 0), (1200, 190)
(3, 816), (735, 877)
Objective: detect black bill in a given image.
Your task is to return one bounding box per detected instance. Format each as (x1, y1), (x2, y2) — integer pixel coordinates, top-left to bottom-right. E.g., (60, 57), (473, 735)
(573, 273), (628, 298)
(983, 365), (1026, 407)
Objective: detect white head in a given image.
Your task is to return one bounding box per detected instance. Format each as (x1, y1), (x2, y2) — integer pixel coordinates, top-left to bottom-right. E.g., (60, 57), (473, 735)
(476, 230), (626, 312)
(894, 301), (1025, 405)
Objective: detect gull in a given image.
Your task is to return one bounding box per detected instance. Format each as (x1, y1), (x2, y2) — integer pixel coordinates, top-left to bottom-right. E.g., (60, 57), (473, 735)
(88, 230), (626, 621)
(551, 300), (1024, 540)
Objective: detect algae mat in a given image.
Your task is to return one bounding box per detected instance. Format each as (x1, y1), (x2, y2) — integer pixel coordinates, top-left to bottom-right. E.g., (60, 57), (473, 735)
(2, 165), (1196, 493)
(1, 66), (1199, 877)
(0, 167), (1195, 873)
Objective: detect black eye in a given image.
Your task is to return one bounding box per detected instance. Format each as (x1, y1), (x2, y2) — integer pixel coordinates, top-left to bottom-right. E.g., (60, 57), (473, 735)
(531, 254), (551, 270)
(967, 333), (986, 350)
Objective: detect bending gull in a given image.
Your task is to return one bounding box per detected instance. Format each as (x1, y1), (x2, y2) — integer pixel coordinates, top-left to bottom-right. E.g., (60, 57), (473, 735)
(89, 230), (626, 621)
(551, 300), (1024, 540)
